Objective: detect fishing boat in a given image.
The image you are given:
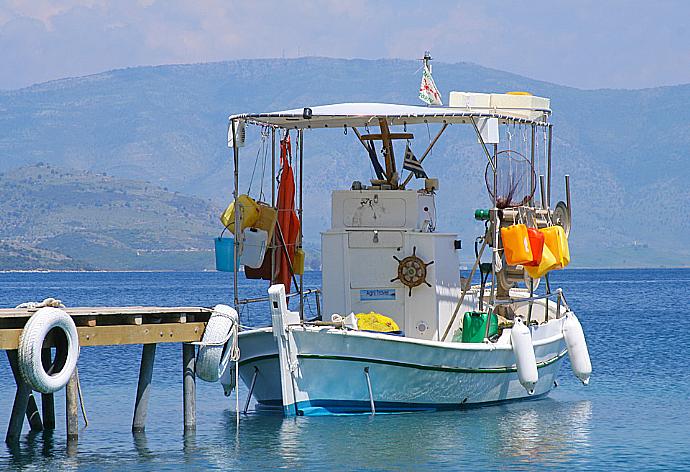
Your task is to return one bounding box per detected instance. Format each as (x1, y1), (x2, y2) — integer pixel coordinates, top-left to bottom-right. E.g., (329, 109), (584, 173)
(206, 55), (592, 416)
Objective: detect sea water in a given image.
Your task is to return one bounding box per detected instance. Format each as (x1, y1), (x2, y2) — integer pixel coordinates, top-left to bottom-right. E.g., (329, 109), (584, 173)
(1, 269), (689, 470)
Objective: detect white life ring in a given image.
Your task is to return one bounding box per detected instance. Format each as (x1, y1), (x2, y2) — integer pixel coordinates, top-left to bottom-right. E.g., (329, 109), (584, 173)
(18, 307), (80, 394)
(196, 304), (238, 382)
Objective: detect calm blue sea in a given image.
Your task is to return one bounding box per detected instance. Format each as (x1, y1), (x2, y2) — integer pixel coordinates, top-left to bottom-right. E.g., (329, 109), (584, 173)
(1, 269), (689, 471)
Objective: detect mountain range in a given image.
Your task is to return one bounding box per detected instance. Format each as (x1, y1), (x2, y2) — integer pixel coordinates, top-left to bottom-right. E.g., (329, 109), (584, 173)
(1, 57), (689, 269)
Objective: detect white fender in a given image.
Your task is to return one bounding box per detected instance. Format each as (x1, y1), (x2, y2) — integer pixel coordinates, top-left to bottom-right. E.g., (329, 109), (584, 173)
(510, 317), (538, 394)
(562, 311), (592, 385)
(18, 307), (80, 394)
(196, 304), (238, 383)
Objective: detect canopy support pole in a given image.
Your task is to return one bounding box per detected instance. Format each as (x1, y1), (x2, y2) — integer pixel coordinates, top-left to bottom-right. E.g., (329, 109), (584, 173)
(547, 125), (553, 207)
(486, 143), (499, 341)
(298, 129), (304, 321)
(271, 128), (276, 283)
(378, 118), (398, 187)
(530, 124), (536, 206)
(232, 120), (240, 314)
(469, 117), (496, 173)
(401, 122), (448, 188)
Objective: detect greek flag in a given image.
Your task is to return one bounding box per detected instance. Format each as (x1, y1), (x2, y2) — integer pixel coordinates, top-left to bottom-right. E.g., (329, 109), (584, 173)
(403, 144), (427, 179)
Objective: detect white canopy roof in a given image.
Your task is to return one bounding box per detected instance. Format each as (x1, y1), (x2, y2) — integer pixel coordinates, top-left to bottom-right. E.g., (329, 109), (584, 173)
(230, 102), (551, 130)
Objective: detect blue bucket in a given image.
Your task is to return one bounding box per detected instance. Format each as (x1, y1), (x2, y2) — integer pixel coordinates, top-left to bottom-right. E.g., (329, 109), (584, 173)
(214, 237), (237, 272)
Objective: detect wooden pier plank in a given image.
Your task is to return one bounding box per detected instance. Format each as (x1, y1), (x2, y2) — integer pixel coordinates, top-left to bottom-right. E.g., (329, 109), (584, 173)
(0, 306), (212, 319)
(0, 322), (206, 350)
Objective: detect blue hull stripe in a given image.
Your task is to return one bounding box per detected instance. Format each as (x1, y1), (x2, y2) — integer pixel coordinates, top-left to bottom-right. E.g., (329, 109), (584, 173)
(280, 393), (552, 416)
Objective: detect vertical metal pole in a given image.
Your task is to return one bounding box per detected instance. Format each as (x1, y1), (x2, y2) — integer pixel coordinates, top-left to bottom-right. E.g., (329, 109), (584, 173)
(565, 174), (571, 213)
(298, 129), (304, 320)
(547, 125), (553, 207)
(232, 120), (240, 312)
(132, 343), (156, 433)
(271, 128), (276, 207)
(40, 348), (55, 430)
(530, 124), (536, 206)
(271, 128), (277, 284)
(66, 369), (79, 442)
(486, 143), (498, 340)
(182, 343), (196, 433)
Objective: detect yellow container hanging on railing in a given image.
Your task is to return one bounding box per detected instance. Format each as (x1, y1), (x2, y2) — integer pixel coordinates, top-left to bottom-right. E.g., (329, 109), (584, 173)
(540, 225), (570, 269)
(524, 243), (559, 279)
(293, 247), (305, 275)
(501, 224), (533, 266)
(220, 194), (261, 234)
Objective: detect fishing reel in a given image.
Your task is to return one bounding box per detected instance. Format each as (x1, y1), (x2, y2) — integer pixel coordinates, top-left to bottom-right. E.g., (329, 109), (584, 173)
(391, 246), (434, 296)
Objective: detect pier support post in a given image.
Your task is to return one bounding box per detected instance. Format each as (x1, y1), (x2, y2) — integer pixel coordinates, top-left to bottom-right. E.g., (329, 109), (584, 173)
(182, 343), (196, 432)
(41, 349), (56, 430)
(65, 368), (79, 443)
(182, 343), (196, 433)
(132, 343), (157, 433)
(5, 350), (43, 443)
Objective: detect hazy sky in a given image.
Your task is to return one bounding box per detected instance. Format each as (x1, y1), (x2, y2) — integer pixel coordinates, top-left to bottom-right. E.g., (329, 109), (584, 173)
(1, 0), (689, 91)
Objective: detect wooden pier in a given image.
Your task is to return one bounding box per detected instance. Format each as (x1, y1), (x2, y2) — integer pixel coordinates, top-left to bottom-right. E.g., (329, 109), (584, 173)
(0, 306), (212, 445)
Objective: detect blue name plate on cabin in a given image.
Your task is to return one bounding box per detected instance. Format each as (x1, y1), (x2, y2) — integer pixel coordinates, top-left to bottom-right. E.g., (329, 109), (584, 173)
(360, 289), (396, 301)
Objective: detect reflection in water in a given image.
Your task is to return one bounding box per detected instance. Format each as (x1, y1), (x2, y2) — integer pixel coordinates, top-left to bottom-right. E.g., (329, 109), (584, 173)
(496, 399), (593, 465)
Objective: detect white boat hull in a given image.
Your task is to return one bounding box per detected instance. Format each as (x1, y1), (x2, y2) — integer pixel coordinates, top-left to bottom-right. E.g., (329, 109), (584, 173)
(238, 317), (567, 416)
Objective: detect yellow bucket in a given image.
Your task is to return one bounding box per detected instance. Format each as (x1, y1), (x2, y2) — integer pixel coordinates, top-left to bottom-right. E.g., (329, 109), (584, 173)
(220, 194), (260, 234)
(541, 225), (570, 269)
(501, 224), (533, 266)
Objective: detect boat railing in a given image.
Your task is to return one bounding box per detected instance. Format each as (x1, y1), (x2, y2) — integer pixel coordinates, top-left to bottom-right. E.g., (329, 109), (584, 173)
(487, 288), (569, 323)
(238, 288), (322, 319)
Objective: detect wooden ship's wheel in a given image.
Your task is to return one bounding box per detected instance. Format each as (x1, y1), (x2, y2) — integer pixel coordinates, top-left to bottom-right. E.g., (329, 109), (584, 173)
(391, 246), (434, 296)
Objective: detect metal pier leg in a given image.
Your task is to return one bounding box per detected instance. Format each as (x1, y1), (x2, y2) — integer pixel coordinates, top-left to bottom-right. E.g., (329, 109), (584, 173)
(182, 343), (196, 433)
(364, 367), (375, 416)
(41, 349), (55, 430)
(243, 367), (259, 414)
(132, 343), (157, 433)
(65, 369), (79, 443)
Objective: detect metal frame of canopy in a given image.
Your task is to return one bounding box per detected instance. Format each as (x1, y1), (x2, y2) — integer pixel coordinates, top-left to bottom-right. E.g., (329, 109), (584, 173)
(227, 102), (555, 327)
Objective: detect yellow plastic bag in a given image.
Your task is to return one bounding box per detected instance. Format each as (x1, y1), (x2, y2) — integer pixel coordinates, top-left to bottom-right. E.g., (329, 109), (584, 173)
(220, 194), (260, 234)
(501, 224), (533, 266)
(524, 243), (559, 279)
(541, 225), (570, 269)
(355, 312), (400, 332)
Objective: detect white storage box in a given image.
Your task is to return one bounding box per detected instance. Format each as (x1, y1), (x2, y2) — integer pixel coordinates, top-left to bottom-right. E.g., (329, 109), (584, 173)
(448, 91), (491, 109)
(490, 93), (551, 119)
